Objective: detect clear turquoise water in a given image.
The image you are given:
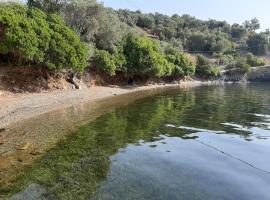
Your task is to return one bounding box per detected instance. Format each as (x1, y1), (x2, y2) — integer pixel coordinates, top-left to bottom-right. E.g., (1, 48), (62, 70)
(4, 84), (270, 200)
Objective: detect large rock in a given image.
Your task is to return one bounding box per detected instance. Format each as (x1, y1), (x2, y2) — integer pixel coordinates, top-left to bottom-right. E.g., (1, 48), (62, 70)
(248, 65), (270, 82)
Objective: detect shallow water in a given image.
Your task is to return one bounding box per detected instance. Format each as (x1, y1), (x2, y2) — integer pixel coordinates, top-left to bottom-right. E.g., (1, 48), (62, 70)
(2, 83), (270, 200)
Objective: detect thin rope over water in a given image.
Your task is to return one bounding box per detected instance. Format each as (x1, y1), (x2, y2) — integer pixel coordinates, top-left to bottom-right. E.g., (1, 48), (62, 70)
(196, 139), (270, 175)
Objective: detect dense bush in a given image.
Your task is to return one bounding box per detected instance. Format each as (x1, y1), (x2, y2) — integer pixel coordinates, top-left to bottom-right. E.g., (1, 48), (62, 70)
(235, 58), (251, 72)
(0, 3), (88, 71)
(123, 35), (173, 77)
(246, 53), (265, 67)
(92, 35), (195, 78)
(61, 0), (126, 53)
(1, 0), (267, 82)
(164, 46), (195, 76)
(226, 53), (265, 72)
(213, 53), (235, 66)
(92, 49), (126, 76)
(92, 50), (117, 76)
(246, 33), (269, 56)
(27, 0), (62, 13)
(196, 55), (220, 78)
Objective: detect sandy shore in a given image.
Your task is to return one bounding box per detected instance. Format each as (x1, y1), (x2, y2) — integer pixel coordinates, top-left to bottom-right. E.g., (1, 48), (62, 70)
(0, 81), (212, 128)
(0, 80), (220, 188)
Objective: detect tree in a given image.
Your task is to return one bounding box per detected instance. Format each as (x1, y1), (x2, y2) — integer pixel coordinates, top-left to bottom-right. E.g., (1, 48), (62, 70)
(61, 0), (125, 53)
(243, 18), (260, 32)
(61, 0), (104, 43)
(234, 57), (250, 72)
(0, 3), (88, 71)
(94, 8), (126, 53)
(196, 55), (220, 78)
(27, 0), (63, 13)
(93, 50), (117, 76)
(211, 38), (233, 53)
(164, 46), (195, 76)
(123, 35), (173, 77)
(117, 9), (139, 27)
(186, 31), (215, 52)
(231, 24), (246, 40)
(246, 53), (265, 67)
(137, 15), (154, 29)
(246, 33), (269, 55)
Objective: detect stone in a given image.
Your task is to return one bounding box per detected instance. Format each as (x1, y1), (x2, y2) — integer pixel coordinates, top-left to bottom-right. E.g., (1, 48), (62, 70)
(12, 87), (20, 93)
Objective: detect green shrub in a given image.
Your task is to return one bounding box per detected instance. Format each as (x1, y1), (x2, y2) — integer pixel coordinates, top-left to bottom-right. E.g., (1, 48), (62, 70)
(164, 47), (195, 76)
(92, 48), (128, 76)
(196, 55), (220, 78)
(93, 50), (117, 76)
(246, 53), (265, 67)
(92, 35), (195, 78)
(123, 35), (173, 77)
(213, 53), (235, 66)
(234, 57), (250, 72)
(0, 3), (88, 71)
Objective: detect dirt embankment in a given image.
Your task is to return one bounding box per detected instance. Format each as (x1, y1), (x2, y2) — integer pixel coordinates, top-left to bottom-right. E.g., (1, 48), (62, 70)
(0, 65), (99, 93)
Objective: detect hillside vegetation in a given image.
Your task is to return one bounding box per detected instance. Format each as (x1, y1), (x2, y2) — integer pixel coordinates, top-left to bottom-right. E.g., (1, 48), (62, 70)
(0, 0), (269, 83)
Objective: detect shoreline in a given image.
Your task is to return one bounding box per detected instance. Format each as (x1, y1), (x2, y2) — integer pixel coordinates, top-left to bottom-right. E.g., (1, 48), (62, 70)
(0, 81), (217, 128)
(0, 80), (219, 189)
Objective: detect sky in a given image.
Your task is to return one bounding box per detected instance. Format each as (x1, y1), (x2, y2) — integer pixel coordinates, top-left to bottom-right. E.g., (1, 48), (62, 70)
(98, 0), (270, 31)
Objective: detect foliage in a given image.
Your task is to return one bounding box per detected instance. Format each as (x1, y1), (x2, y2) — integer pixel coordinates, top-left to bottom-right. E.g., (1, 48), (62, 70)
(116, 10), (268, 58)
(243, 18), (260, 32)
(196, 55), (220, 78)
(246, 33), (269, 56)
(2, 0), (268, 81)
(123, 35), (174, 77)
(27, 0), (63, 13)
(225, 54), (264, 72)
(61, 0), (126, 53)
(92, 35), (195, 78)
(95, 8), (127, 53)
(92, 47), (127, 76)
(234, 57), (251, 72)
(213, 53), (235, 66)
(0, 3), (88, 71)
(186, 31), (215, 52)
(61, 0), (104, 43)
(137, 14), (154, 29)
(164, 46), (195, 76)
(92, 49), (117, 76)
(246, 53), (265, 67)
(230, 24), (246, 40)
(210, 37), (234, 53)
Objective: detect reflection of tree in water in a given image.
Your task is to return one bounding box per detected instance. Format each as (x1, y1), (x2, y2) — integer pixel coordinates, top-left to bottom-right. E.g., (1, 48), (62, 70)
(2, 91), (196, 199)
(3, 84), (270, 199)
(177, 85), (269, 140)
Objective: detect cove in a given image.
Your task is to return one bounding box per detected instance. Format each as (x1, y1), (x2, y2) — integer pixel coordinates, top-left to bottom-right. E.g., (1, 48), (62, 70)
(1, 83), (270, 200)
